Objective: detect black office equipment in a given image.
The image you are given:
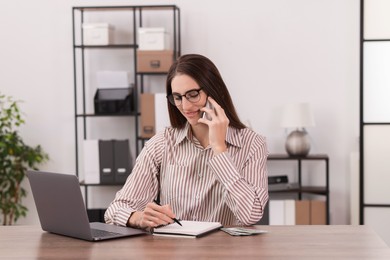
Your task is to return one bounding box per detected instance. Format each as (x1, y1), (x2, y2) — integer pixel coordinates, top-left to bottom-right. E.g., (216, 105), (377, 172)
(114, 139), (132, 184)
(98, 139), (132, 185)
(268, 175), (288, 184)
(94, 87), (134, 115)
(99, 140), (115, 184)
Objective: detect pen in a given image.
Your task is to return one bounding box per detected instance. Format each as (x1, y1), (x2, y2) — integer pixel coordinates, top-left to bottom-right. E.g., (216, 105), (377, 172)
(153, 199), (182, 226)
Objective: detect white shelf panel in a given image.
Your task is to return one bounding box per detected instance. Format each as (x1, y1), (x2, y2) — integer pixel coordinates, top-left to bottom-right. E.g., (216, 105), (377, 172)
(364, 125), (390, 204)
(363, 42), (390, 123)
(364, 0), (390, 39)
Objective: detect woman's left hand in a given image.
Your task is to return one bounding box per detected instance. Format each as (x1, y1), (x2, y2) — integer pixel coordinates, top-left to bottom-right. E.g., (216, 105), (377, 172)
(198, 97), (229, 155)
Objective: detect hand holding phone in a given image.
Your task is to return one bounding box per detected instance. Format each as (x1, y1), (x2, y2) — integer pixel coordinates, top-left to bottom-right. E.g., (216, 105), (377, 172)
(199, 97), (229, 155)
(202, 100), (214, 120)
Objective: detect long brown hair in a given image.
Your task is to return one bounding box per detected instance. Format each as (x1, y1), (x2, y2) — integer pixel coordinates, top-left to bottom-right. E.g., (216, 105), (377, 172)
(166, 54), (246, 129)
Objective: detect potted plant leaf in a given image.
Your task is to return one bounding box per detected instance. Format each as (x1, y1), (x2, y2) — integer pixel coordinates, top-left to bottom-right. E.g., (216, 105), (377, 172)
(0, 93), (49, 225)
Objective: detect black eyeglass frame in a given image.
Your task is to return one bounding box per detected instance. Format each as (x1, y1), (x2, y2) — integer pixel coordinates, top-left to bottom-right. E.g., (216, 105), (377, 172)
(166, 88), (204, 106)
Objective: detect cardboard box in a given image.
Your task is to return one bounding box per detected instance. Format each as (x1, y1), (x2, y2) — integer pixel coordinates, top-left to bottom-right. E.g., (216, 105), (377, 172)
(295, 200), (326, 225)
(82, 23), (114, 45)
(140, 93), (170, 138)
(310, 200), (326, 225)
(138, 27), (169, 50)
(295, 200), (310, 225)
(137, 50), (173, 73)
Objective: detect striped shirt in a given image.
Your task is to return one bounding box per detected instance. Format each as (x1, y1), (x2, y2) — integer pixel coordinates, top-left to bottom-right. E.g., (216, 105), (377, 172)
(105, 123), (269, 226)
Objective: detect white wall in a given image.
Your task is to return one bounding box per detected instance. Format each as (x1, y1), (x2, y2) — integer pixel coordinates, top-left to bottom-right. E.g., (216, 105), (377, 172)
(0, 0), (359, 225)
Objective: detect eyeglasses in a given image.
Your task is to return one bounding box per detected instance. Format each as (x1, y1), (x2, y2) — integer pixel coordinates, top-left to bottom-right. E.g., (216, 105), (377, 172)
(167, 88), (203, 106)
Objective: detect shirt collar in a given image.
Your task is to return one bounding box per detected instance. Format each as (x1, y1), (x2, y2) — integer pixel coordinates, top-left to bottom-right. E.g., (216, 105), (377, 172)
(175, 123), (191, 146)
(174, 122), (243, 148)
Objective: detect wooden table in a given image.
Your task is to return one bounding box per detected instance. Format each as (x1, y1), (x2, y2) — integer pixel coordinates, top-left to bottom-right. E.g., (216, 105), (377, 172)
(1, 225), (389, 259)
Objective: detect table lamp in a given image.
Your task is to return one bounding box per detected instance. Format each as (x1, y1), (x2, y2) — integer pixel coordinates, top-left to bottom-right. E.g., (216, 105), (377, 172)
(281, 103), (315, 157)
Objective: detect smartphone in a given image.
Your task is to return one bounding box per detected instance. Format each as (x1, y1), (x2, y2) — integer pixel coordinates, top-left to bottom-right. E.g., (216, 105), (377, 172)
(202, 101), (213, 120)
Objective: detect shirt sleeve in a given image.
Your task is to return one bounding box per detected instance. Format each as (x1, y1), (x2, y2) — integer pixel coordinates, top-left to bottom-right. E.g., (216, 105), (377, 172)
(208, 132), (269, 226)
(104, 132), (165, 226)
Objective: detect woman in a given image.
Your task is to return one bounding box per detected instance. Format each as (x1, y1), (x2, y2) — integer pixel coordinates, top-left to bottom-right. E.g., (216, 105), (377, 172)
(105, 54), (268, 229)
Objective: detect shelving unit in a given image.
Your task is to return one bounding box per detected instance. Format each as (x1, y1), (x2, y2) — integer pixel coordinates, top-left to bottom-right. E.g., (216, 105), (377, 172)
(267, 154), (330, 224)
(72, 5), (181, 221)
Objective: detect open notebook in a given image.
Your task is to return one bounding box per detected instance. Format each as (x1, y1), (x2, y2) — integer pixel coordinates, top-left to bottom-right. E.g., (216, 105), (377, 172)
(153, 220), (222, 238)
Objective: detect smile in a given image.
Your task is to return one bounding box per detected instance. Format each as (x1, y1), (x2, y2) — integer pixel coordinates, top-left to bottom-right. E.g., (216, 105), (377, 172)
(184, 111), (200, 118)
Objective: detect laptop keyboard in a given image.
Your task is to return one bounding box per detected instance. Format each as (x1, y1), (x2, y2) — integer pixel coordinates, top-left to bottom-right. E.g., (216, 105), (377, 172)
(91, 228), (123, 238)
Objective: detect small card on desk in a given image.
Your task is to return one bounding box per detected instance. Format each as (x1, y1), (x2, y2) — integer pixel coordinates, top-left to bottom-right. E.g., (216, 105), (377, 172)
(152, 220), (222, 238)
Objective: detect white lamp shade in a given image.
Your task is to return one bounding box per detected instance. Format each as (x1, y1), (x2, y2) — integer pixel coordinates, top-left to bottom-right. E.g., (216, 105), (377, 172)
(281, 103), (316, 128)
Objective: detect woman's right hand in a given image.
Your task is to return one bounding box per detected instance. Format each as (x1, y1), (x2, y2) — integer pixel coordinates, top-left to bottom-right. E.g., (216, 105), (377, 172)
(128, 202), (176, 229)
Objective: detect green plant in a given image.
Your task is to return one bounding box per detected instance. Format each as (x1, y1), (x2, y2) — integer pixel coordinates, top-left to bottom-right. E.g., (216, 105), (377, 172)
(0, 93), (49, 225)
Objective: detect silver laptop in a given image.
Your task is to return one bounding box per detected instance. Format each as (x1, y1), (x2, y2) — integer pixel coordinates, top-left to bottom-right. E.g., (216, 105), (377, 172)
(27, 170), (146, 241)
